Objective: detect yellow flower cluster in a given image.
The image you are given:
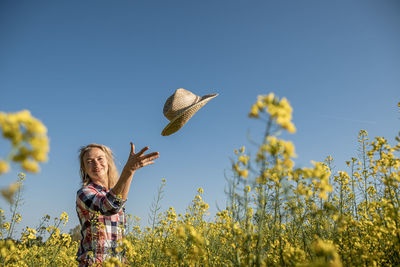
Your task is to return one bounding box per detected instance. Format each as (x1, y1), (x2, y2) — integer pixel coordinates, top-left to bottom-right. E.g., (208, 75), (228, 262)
(249, 93), (296, 133)
(0, 110), (49, 174)
(20, 227), (37, 243)
(0, 210), (77, 266)
(302, 161), (333, 200)
(233, 146), (249, 178)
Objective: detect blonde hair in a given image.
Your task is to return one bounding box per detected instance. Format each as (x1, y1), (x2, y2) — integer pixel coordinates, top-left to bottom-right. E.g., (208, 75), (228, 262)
(78, 144), (119, 188)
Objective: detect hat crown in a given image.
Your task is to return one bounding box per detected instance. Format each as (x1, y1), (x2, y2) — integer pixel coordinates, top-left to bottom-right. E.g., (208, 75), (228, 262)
(163, 88), (201, 121)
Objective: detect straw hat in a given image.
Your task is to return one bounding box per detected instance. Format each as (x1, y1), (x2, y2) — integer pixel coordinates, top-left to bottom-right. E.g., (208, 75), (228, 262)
(161, 88), (218, 136)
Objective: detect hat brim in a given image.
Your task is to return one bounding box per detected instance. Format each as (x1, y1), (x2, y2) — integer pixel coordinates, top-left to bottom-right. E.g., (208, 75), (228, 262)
(161, 94), (218, 136)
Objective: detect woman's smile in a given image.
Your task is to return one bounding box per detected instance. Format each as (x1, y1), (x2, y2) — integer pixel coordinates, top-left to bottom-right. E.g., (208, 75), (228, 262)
(83, 148), (109, 188)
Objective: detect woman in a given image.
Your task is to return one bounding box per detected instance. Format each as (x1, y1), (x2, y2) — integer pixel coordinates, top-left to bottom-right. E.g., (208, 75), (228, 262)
(76, 142), (159, 266)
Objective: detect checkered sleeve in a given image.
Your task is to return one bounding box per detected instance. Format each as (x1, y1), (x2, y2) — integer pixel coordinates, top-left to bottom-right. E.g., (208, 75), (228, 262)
(77, 186), (126, 216)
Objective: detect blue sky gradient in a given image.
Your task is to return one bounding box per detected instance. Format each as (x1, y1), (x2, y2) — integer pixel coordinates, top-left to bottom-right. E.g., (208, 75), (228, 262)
(1, 0), (399, 233)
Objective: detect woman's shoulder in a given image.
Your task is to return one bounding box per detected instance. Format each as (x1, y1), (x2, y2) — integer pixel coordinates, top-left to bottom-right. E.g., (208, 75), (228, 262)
(77, 183), (96, 194)
(76, 183), (99, 205)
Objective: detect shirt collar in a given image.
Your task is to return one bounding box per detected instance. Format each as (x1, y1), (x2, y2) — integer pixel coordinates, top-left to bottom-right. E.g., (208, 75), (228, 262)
(89, 182), (107, 191)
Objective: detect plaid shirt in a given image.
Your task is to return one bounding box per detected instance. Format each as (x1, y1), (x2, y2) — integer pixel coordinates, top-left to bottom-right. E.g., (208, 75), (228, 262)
(76, 182), (126, 266)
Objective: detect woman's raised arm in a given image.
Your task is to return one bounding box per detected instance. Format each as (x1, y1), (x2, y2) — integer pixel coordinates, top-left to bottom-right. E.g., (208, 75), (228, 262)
(111, 142), (159, 200)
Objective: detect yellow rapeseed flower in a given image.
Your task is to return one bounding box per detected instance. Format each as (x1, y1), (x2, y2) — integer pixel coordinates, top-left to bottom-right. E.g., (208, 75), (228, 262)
(2, 222), (10, 230)
(239, 169), (248, 178)
(21, 159), (40, 173)
(0, 160), (10, 174)
(249, 104), (259, 118)
(238, 155), (249, 165)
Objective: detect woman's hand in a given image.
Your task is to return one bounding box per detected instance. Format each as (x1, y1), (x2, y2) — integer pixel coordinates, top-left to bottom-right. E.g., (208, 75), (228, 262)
(124, 142), (159, 172)
(112, 142), (159, 200)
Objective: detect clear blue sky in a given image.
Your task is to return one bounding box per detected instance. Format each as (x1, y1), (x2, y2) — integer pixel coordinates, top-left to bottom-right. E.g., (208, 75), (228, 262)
(1, 0), (399, 234)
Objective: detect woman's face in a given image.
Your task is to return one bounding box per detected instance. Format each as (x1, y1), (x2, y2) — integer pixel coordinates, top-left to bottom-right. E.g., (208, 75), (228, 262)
(83, 148), (109, 187)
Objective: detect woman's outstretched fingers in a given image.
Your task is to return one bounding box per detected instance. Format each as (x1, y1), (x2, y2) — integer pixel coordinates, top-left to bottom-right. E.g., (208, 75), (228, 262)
(126, 143), (159, 171)
(143, 161), (155, 167)
(141, 153), (159, 164)
(136, 146), (149, 157)
(144, 152), (159, 161)
(130, 142), (135, 155)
